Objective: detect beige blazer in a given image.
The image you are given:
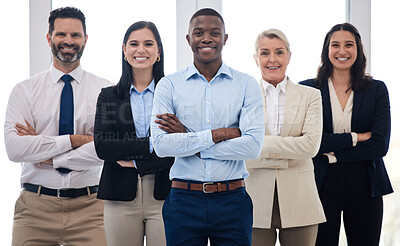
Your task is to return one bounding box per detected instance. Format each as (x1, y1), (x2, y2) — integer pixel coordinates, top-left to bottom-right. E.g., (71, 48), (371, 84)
(246, 78), (326, 229)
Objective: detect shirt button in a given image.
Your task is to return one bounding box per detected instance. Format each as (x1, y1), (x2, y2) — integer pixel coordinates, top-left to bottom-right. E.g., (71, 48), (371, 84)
(204, 142), (208, 145)
(207, 120), (210, 123)
(206, 101), (210, 104)
(184, 149), (187, 151)
(207, 84), (210, 87)
(207, 172), (210, 175)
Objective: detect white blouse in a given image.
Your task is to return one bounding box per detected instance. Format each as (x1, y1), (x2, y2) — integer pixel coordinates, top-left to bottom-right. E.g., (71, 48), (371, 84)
(326, 78), (357, 163)
(262, 77), (287, 136)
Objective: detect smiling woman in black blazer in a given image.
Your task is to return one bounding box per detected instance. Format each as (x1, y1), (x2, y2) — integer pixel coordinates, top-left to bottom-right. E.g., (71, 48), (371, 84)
(300, 23), (393, 246)
(94, 21), (173, 246)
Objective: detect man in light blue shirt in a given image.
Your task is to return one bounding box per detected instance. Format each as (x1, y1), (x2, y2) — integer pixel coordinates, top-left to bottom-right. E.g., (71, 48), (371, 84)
(151, 8), (264, 246)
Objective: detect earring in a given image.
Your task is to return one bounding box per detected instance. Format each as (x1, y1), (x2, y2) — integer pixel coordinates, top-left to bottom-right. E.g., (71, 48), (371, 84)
(124, 56), (128, 61)
(156, 57), (161, 62)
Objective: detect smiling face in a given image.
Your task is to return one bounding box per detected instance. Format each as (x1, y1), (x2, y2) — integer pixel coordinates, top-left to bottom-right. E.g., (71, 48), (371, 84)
(186, 15), (227, 67)
(254, 36), (290, 86)
(328, 30), (357, 72)
(123, 28), (160, 73)
(47, 18), (87, 71)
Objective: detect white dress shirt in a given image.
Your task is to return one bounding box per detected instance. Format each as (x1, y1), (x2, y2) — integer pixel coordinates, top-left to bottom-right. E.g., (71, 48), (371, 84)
(262, 77), (287, 136)
(4, 64), (113, 189)
(326, 78), (357, 163)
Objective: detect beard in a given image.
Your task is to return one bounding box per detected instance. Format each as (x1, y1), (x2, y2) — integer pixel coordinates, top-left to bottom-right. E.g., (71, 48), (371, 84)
(51, 41), (85, 63)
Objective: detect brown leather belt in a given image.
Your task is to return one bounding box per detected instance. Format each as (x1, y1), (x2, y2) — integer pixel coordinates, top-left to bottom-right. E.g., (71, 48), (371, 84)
(171, 180), (245, 193)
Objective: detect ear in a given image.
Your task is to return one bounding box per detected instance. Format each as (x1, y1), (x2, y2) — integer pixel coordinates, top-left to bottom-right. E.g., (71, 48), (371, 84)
(84, 35), (88, 46)
(46, 33), (52, 47)
(186, 34), (191, 46)
(254, 53), (260, 68)
(223, 34), (228, 45)
(122, 43), (127, 57)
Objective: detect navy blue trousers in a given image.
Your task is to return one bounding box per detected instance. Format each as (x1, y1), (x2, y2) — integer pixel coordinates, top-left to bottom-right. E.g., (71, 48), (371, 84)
(162, 185), (253, 246)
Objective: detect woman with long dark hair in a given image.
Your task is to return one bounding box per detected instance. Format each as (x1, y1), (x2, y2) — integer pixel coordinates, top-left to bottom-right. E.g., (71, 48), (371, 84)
(94, 21), (173, 246)
(300, 23), (393, 246)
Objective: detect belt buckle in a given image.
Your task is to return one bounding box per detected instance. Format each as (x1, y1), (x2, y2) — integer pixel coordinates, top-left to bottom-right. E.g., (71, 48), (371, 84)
(57, 189), (68, 199)
(202, 182), (214, 193)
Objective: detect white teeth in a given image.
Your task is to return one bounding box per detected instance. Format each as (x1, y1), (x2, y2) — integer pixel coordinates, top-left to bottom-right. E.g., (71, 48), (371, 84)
(201, 47), (212, 50)
(267, 66), (279, 70)
(64, 48), (73, 51)
(337, 57), (349, 61)
(135, 57), (148, 61)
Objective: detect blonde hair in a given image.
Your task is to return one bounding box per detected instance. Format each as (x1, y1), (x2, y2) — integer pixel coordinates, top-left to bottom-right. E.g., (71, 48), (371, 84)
(254, 29), (291, 55)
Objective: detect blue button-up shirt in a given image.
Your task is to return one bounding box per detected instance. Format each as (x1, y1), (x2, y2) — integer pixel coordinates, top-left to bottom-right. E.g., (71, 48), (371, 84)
(130, 80), (155, 167)
(151, 63), (264, 182)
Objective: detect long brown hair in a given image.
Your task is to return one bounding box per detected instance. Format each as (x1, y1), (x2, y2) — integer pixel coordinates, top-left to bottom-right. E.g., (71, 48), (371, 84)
(316, 23), (371, 90)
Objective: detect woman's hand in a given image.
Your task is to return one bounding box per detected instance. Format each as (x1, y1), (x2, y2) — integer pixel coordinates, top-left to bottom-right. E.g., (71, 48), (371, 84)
(357, 132), (372, 142)
(117, 160), (136, 168)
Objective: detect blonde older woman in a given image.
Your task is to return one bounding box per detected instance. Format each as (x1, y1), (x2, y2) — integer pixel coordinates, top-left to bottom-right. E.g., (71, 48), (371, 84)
(245, 29), (326, 246)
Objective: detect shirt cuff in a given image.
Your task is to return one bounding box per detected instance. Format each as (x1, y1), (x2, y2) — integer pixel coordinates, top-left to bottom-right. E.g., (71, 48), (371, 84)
(52, 135), (73, 169)
(149, 137), (153, 154)
(132, 160), (137, 168)
(198, 130), (216, 158)
(58, 134), (73, 152)
(351, 132), (358, 146)
(324, 152), (337, 164)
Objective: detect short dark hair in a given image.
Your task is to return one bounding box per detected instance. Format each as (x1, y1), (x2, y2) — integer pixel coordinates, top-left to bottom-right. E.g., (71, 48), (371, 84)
(116, 21), (165, 99)
(189, 8), (225, 26)
(48, 7), (86, 36)
(316, 22), (371, 90)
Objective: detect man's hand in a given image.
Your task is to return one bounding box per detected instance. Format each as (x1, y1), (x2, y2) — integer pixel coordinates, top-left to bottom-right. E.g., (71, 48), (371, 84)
(70, 135), (94, 149)
(15, 120), (37, 136)
(41, 159), (53, 165)
(117, 160), (136, 168)
(155, 113), (186, 133)
(15, 121), (53, 165)
(211, 128), (241, 144)
(15, 120), (93, 149)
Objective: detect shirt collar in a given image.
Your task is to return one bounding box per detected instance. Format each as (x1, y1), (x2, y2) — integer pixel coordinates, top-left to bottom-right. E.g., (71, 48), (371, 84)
(50, 64), (84, 84)
(262, 76), (287, 94)
(185, 62), (233, 81)
(130, 79), (155, 95)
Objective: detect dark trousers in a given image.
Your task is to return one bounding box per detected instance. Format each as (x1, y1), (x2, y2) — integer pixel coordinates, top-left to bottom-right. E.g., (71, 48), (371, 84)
(162, 186), (253, 246)
(316, 162), (383, 246)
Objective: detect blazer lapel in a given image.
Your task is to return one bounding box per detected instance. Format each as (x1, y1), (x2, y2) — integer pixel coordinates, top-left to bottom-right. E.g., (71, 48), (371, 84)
(320, 81), (333, 133)
(281, 79), (300, 137)
(351, 89), (364, 130)
(121, 90), (135, 132)
(259, 80), (271, 136)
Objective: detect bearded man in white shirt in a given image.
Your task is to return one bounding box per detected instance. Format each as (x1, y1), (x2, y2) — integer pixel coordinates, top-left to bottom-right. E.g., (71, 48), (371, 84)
(4, 7), (112, 246)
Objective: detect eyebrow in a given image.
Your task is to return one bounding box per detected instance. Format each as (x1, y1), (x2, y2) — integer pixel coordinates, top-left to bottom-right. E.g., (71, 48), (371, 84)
(54, 31), (82, 36)
(259, 47), (285, 51)
(128, 39), (155, 43)
(331, 40), (355, 44)
(192, 27), (222, 31)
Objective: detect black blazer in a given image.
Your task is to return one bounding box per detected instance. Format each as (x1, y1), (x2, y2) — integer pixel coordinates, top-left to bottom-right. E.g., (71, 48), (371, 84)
(94, 86), (174, 201)
(299, 78), (393, 197)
